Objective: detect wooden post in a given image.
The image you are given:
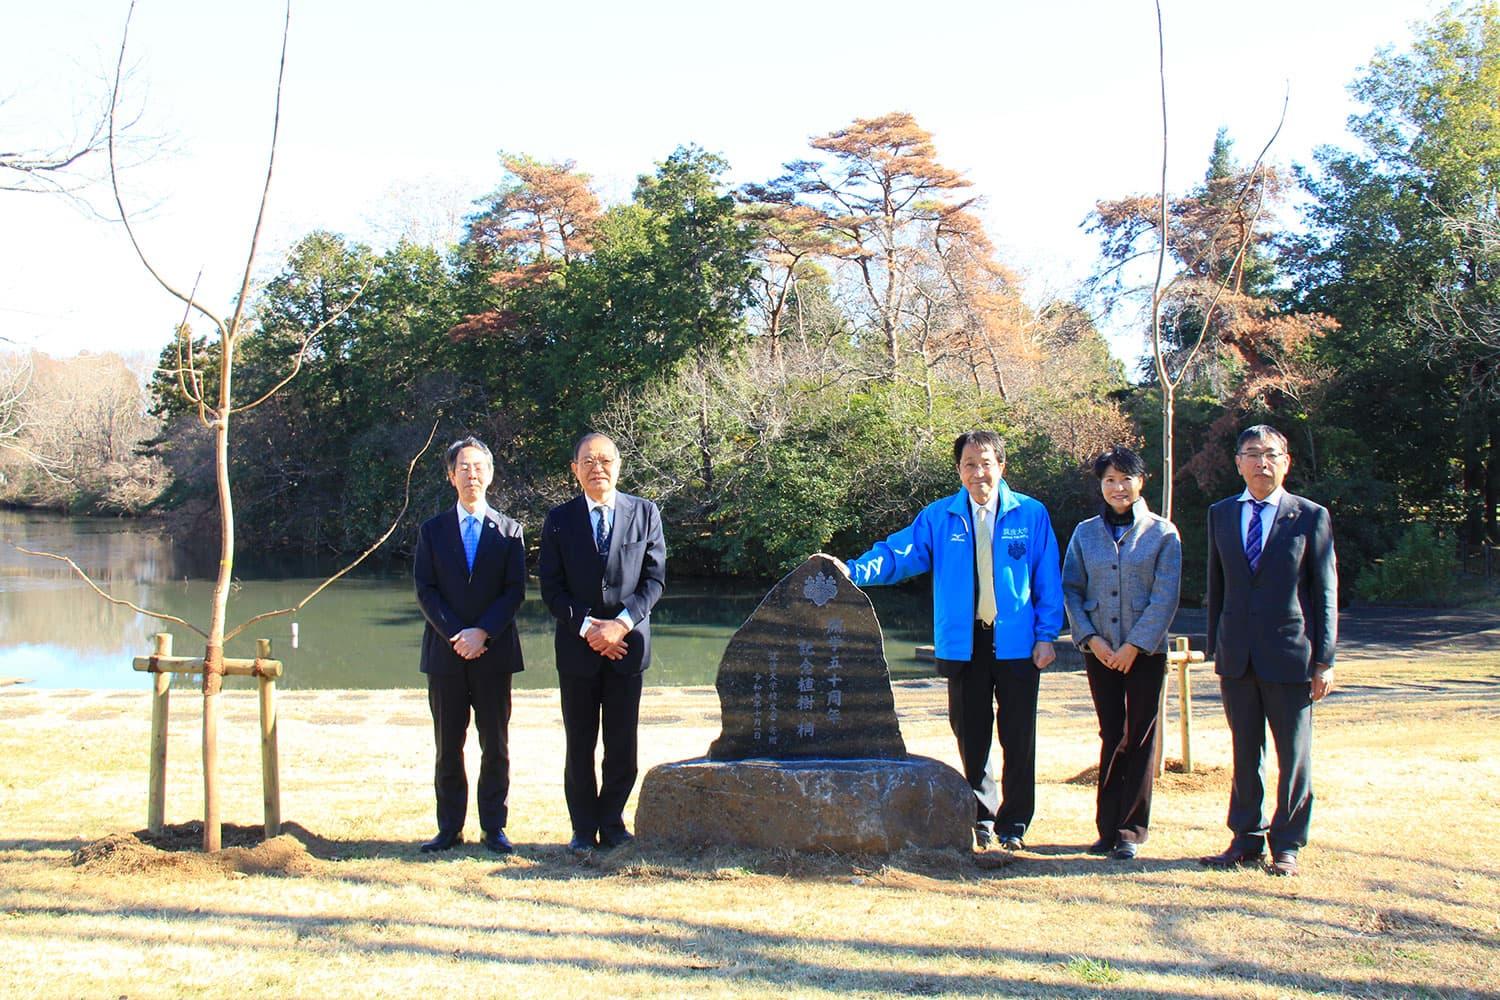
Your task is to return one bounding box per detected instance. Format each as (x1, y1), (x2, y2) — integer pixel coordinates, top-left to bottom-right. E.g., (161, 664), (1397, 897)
(257, 638), (281, 838)
(1156, 662), (1170, 777)
(147, 632), (172, 834)
(1175, 636), (1194, 774)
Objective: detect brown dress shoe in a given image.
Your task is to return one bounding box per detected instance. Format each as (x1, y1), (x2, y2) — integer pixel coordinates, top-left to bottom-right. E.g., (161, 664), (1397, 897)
(1267, 851), (1300, 876)
(1199, 844), (1265, 869)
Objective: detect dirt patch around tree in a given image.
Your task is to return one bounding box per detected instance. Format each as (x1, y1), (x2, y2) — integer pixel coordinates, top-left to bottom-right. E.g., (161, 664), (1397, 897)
(69, 821), (329, 879)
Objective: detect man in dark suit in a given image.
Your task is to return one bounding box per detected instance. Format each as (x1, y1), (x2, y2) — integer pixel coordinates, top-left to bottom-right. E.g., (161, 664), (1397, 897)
(413, 436), (526, 855)
(537, 432), (666, 853)
(1202, 424), (1337, 877)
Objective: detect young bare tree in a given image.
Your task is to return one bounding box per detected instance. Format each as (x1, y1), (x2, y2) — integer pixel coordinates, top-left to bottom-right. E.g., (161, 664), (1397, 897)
(1087, 2), (1303, 520)
(15, 0), (432, 852)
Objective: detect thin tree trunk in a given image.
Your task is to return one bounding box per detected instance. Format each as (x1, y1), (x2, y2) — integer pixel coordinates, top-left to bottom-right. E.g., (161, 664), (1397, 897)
(202, 335), (236, 852)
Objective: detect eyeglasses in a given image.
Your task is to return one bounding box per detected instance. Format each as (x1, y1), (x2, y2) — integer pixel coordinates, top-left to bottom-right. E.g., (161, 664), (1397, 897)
(575, 456), (617, 469)
(1237, 450), (1286, 462)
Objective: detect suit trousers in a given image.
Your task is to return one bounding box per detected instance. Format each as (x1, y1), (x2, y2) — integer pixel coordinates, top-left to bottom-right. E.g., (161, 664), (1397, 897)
(947, 622), (1040, 839)
(1084, 650), (1166, 845)
(558, 667), (643, 840)
(1220, 664), (1314, 854)
(427, 663), (512, 836)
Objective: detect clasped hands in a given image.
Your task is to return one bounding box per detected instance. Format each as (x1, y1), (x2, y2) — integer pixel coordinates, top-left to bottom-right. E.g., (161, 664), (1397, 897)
(450, 627), (489, 660)
(584, 617), (630, 660)
(1087, 636), (1139, 673)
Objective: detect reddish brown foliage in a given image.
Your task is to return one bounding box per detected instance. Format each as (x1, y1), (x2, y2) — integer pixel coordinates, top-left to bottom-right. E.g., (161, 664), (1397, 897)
(467, 155), (601, 288)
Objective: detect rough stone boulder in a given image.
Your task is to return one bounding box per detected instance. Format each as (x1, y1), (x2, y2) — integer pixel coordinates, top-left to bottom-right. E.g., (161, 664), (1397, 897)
(708, 553), (905, 760)
(636, 554), (972, 853)
(635, 755), (973, 853)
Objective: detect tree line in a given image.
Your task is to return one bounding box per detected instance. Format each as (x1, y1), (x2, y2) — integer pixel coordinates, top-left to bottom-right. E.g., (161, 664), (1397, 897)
(7, 3), (1496, 605)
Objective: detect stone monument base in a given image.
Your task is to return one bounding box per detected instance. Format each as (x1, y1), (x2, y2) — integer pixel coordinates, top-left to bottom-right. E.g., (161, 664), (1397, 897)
(635, 755), (974, 853)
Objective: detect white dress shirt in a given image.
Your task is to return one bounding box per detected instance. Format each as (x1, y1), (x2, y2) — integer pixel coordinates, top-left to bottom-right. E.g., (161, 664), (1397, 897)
(1236, 486), (1285, 547)
(456, 499), (493, 533)
(579, 493), (634, 634)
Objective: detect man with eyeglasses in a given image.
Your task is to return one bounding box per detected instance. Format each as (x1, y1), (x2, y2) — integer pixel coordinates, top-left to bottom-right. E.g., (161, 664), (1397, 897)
(1201, 424), (1337, 877)
(413, 436), (527, 855)
(538, 432), (666, 853)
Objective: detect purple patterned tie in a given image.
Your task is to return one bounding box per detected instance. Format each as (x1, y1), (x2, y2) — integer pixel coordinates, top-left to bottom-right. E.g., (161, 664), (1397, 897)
(1245, 500), (1267, 572)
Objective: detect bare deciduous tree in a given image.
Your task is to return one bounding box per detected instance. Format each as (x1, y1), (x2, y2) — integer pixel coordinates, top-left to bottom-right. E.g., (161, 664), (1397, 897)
(14, 0), (432, 852)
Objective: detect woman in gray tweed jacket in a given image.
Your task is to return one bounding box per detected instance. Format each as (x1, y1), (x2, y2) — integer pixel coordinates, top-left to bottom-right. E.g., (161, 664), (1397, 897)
(1062, 446), (1181, 860)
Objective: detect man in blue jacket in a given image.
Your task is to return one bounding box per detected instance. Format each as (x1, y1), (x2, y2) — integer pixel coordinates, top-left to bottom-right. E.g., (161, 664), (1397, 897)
(846, 430), (1064, 850)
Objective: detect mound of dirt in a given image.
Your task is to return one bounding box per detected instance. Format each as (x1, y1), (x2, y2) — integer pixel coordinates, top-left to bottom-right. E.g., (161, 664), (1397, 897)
(1063, 760), (1225, 791)
(69, 823), (326, 879)
(69, 833), (204, 876)
(1157, 761), (1227, 793)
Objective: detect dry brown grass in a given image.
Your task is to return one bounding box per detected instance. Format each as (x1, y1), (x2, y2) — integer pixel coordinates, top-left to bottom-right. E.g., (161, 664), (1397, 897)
(1, 653), (1497, 998)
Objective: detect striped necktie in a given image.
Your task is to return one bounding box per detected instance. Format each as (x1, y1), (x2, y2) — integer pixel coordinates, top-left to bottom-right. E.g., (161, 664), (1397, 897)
(1244, 500), (1267, 572)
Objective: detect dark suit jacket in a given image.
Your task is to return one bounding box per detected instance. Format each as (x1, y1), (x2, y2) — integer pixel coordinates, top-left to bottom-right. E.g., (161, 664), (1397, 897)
(414, 507), (526, 676)
(1206, 492), (1337, 683)
(537, 492), (666, 677)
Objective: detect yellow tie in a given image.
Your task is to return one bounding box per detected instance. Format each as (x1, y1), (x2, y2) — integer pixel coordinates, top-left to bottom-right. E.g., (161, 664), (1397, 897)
(976, 508), (996, 625)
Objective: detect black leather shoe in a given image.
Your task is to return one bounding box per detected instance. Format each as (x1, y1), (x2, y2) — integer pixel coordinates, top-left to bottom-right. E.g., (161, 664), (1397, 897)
(1267, 850), (1299, 876)
(599, 829), (635, 850)
(419, 830), (462, 853)
(1110, 841), (1139, 861)
(1086, 837), (1114, 856)
(998, 835), (1025, 851)
(567, 832), (596, 854)
(973, 825), (995, 849)
(481, 829), (514, 855)
(1199, 843), (1265, 869)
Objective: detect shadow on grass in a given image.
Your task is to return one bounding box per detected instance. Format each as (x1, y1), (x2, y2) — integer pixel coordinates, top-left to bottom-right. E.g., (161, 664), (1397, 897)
(5, 877), (1492, 1000)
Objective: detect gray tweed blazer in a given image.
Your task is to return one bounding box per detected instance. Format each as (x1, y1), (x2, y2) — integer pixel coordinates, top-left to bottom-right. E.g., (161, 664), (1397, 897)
(1062, 498), (1182, 655)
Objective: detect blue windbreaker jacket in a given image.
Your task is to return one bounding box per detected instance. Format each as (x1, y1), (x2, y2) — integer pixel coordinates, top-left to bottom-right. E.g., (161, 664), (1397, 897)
(848, 483), (1064, 662)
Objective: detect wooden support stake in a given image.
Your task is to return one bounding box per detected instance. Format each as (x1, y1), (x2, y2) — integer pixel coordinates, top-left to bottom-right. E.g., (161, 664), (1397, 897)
(1156, 666), (1170, 777)
(147, 632), (172, 834)
(257, 638), (281, 838)
(1175, 636), (1194, 774)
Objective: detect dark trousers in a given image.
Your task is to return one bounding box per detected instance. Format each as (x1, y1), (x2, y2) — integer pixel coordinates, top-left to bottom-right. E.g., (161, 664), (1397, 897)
(947, 623), (1041, 839)
(558, 667), (643, 841)
(1220, 664), (1314, 854)
(1084, 650), (1166, 845)
(427, 663), (512, 836)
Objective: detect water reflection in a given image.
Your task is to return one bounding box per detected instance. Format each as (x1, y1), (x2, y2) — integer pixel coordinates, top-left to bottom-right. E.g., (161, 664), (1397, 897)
(0, 511), (936, 691)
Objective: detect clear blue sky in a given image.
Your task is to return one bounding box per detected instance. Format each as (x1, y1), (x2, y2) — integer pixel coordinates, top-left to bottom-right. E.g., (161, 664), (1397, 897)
(1, 0), (1437, 363)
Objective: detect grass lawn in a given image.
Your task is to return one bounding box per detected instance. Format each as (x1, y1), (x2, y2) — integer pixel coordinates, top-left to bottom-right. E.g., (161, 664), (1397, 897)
(1, 649), (1496, 998)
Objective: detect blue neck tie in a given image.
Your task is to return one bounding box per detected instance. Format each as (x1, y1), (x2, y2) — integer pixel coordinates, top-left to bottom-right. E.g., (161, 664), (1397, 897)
(594, 506), (610, 555)
(1245, 500), (1267, 572)
(462, 515), (479, 573)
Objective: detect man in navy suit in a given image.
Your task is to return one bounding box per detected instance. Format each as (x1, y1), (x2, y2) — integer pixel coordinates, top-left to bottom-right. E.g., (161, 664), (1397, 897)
(413, 436), (527, 855)
(538, 432), (666, 852)
(1201, 425), (1337, 877)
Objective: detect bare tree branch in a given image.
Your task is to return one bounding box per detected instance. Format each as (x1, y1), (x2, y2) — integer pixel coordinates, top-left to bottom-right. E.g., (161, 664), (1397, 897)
(233, 268), (374, 414)
(224, 2), (291, 348)
(8, 543), (208, 637)
(222, 419), (439, 641)
(107, 0), (225, 335)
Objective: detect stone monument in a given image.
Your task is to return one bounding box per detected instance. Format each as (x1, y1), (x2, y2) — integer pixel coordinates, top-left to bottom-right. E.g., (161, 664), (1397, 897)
(635, 554), (973, 853)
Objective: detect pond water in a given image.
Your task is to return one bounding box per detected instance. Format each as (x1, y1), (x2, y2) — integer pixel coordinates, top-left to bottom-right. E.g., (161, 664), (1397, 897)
(0, 510), (937, 691)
